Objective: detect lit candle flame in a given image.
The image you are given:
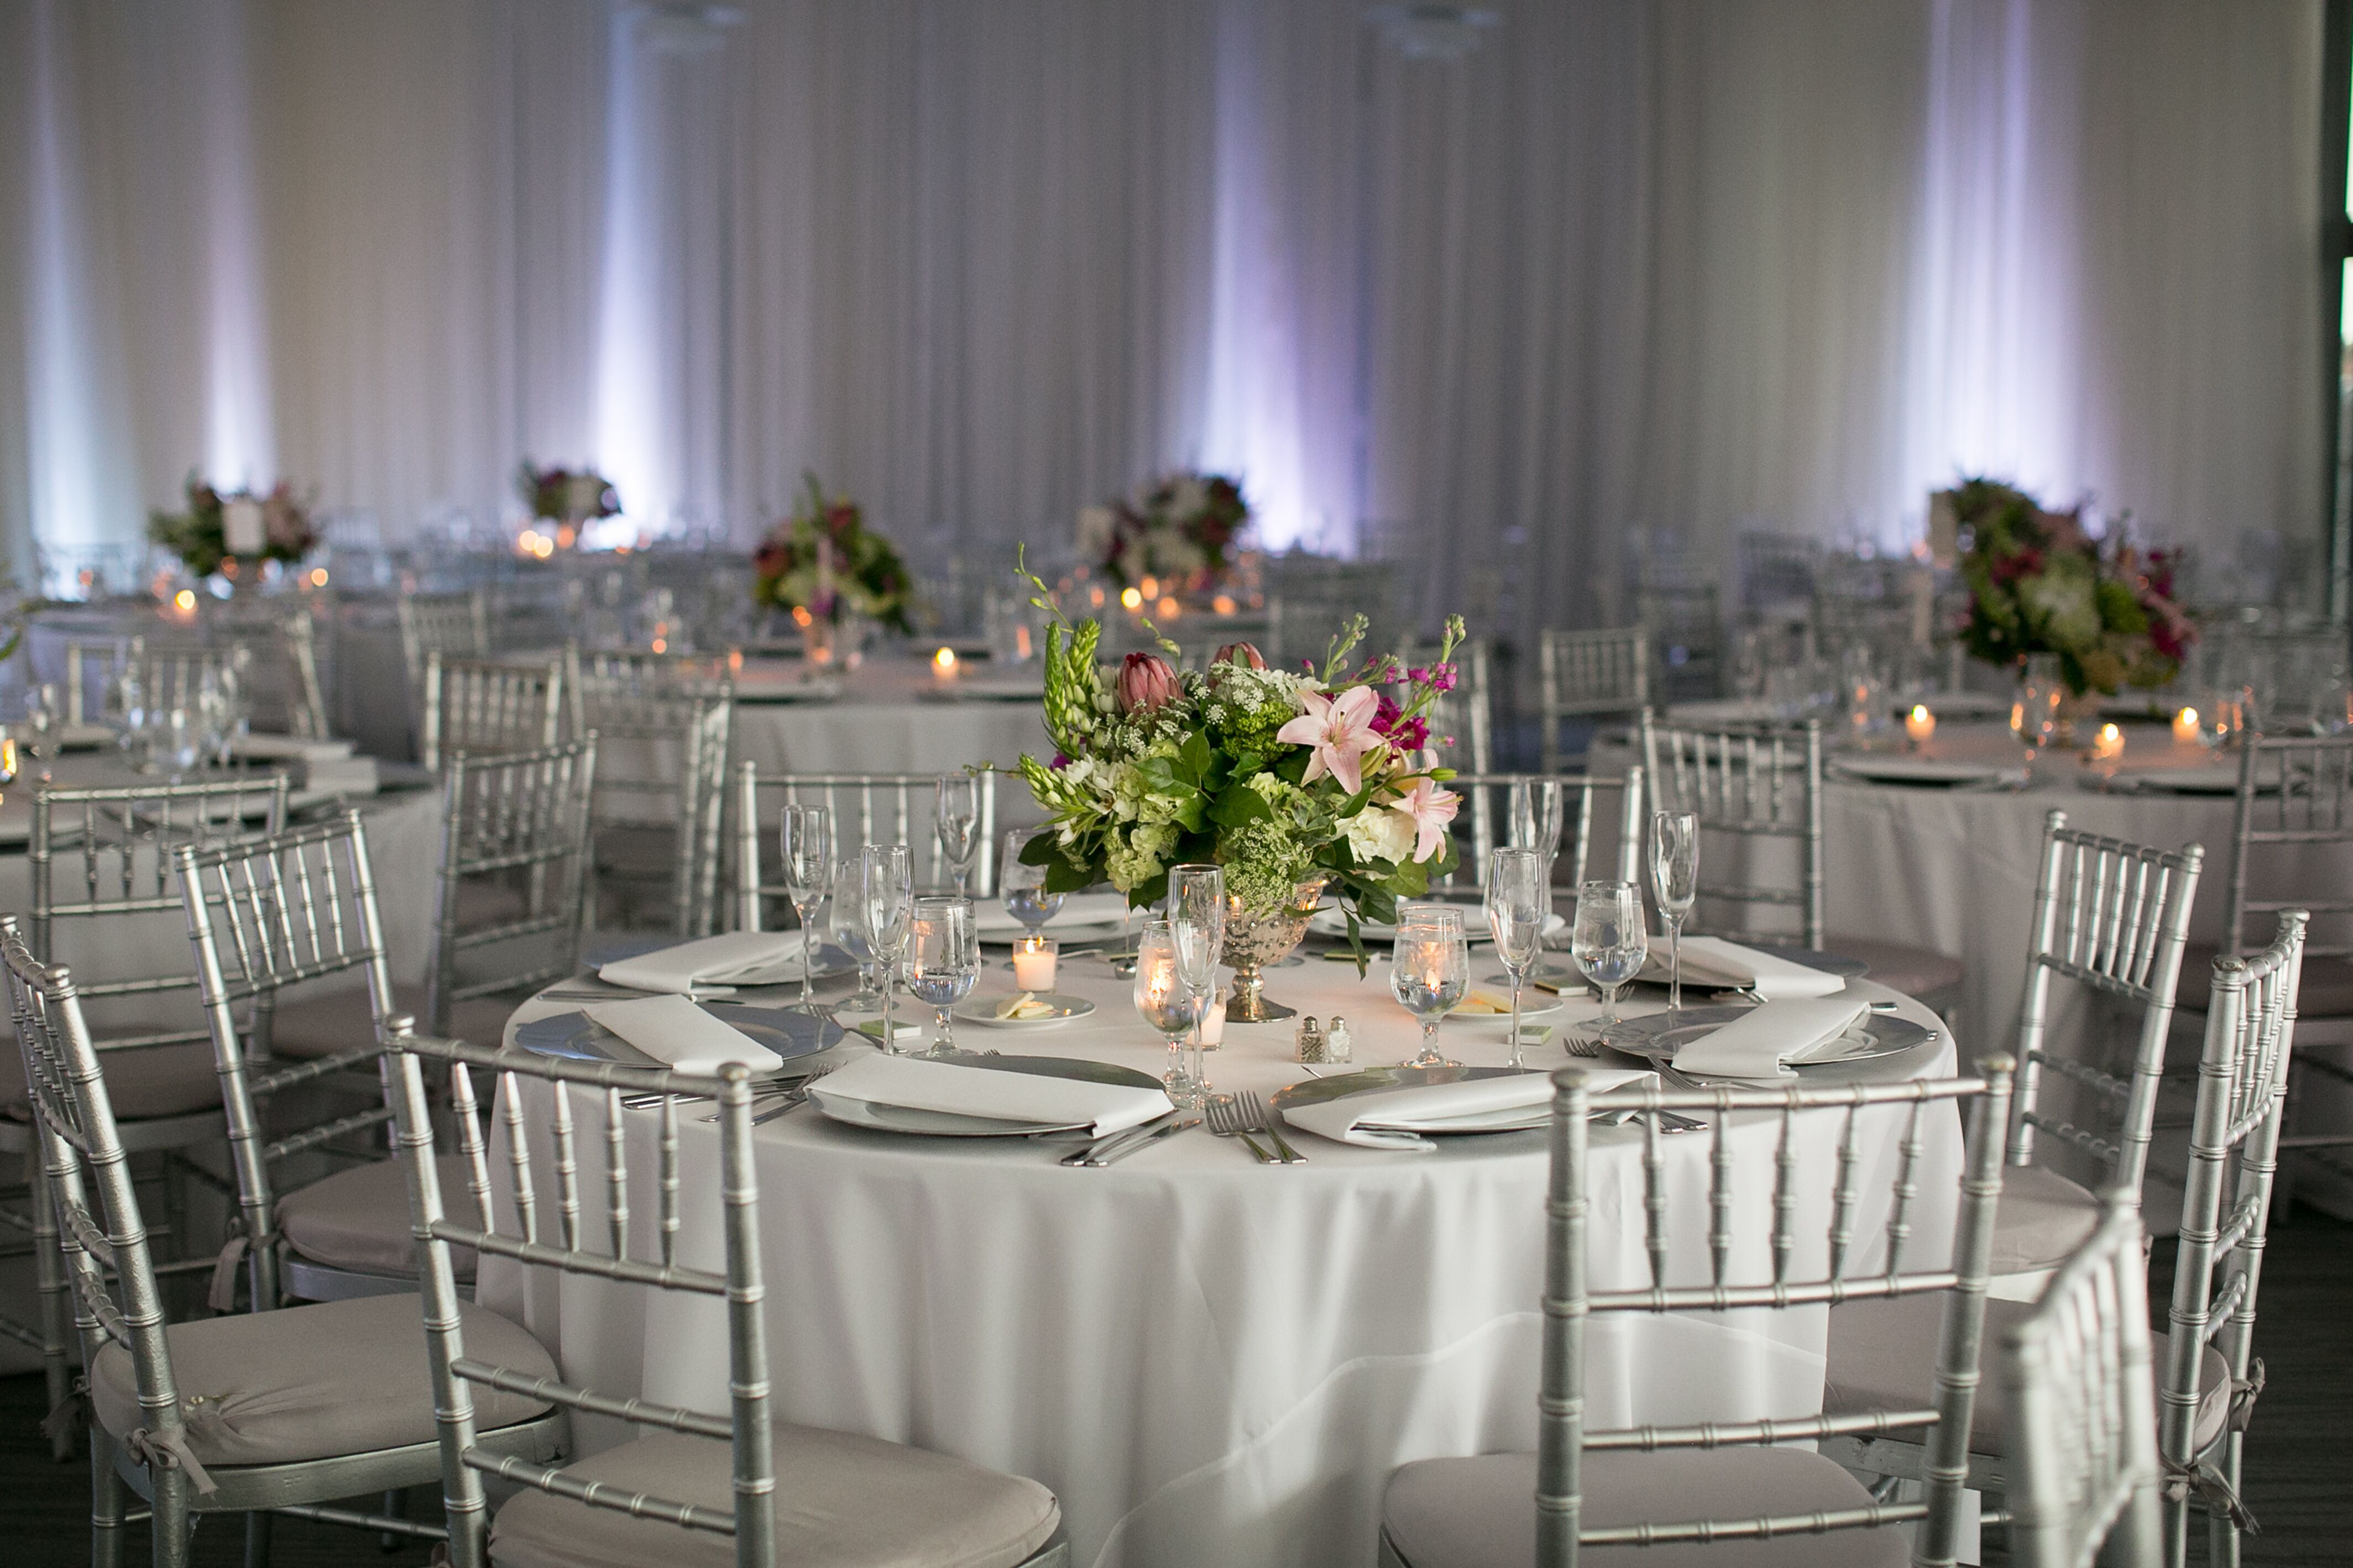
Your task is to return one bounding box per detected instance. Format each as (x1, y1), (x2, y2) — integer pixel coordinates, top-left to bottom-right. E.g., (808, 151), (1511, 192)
(933, 647), (959, 674)
(1120, 586), (1143, 611)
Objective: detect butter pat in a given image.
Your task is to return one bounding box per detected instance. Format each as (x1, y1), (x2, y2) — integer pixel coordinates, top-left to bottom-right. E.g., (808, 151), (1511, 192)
(995, 992), (1059, 1020)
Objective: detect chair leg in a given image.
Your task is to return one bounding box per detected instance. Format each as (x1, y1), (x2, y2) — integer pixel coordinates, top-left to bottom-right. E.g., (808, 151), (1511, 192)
(379, 1486), (406, 1551)
(26, 1145), (74, 1462)
(153, 1461), (194, 1568)
(243, 1508), (273, 1568)
(90, 1435), (129, 1568)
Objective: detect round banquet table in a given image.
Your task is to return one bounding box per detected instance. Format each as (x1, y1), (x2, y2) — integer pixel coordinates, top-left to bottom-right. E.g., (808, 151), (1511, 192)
(485, 946), (1960, 1568)
(722, 654), (1050, 777)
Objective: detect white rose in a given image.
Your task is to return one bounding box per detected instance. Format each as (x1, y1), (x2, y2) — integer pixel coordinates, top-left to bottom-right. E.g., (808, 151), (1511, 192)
(1343, 805), (1413, 866)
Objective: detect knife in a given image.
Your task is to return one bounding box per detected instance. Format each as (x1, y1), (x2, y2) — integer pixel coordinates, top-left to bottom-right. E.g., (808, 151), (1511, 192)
(1062, 1116), (1199, 1167)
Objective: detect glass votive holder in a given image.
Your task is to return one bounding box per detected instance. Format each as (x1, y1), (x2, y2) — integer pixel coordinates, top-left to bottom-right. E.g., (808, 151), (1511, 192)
(1011, 934), (1058, 992)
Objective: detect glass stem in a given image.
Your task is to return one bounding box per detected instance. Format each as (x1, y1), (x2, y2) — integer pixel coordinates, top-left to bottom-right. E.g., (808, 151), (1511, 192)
(800, 906), (817, 1008)
(936, 1006), (952, 1053)
(1190, 997), (1209, 1098)
(1422, 1017), (1439, 1062)
(1668, 918), (1682, 1011)
(1508, 978), (1525, 1071)
(880, 972), (894, 1053)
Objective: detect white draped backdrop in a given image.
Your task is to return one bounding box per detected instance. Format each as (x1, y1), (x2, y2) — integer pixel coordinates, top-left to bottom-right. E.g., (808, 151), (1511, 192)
(0, 0), (2326, 642)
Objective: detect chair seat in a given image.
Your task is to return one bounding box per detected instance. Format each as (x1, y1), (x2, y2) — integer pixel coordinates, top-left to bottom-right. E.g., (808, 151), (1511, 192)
(90, 1292), (553, 1469)
(595, 824), (681, 876)
(1, 1040), (221, 1123)
(279, 1153), (476, 1280)
(489, 1422), (1060, 1568)
(2178, 942), (2353, 1018)
(1821, 935), (1965, 1001)
(1989, 1164), (2103, 1276)
(1825, 1292), (2233, 1457)
(266, 981), (522, 1059)
(1380, 1448), (1907, 1568)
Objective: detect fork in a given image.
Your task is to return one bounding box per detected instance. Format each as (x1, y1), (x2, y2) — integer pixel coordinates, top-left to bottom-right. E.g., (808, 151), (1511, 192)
(1204, 1098), (1275, 1163)
(1235, 1089), (1306, 1164)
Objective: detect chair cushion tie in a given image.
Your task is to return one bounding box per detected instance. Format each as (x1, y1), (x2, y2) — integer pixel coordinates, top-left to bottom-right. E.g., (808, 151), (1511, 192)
(2161, 1456), (2257, 1534)
(126, 1424), (219, 1496)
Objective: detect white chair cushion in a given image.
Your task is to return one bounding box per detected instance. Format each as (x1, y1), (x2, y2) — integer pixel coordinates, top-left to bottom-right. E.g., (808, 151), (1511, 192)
(266, 981), (521, 1059)
(1990, 1165), (2103, 1275)
(278, 1153), (476, 1279)
(490, 1423), (1059, 1568)
(1381, 1449), (1908, 1568)
(90, 1292), (554, 1468)
(0, 1040), (221, 1122)
(1821, 935), (1966, 1001)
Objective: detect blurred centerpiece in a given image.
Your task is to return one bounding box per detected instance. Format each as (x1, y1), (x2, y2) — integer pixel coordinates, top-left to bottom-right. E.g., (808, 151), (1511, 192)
(1018, 570), (1465, 1021)
(752, 473), (914, 668)
(148, 475), (317, 590)
(515, 462), (620, 552)
(1077, 471), (1251, 612)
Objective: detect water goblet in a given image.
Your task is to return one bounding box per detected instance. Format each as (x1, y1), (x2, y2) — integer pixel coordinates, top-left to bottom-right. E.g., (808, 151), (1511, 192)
(934, 774), (980, 895)
(1486, 849), (1547, 1069)
(1571, 880), (1649, 1027)
(779, 804), (834, 1012)
(1168, 863), (1226, 1099)
(861, 844), (914, 1052)
(1649, 812), (1700, 1010)
(1133, 919), (1200, 1108)
(1000, 825), (1064, 947)
(904, 896), (979, 1056)
(1392, 904), (1470, 1067)
(829, 856), (880, 1005)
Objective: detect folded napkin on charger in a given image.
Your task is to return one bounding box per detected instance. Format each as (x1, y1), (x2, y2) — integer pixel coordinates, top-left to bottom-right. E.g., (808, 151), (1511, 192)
(1672, 995), (1869, 1081)
(1654, 936), (1847, 1000)
(1282, 1067), (1656, 1151)
(814, 1052), (1171, 1136)
(598, 931), (807, 995)
(582, 995), (785, 1075)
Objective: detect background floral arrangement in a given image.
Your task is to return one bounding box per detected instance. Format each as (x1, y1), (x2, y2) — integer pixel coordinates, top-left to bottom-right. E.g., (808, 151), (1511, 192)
(147, 477), (317, 579)
(1076, 471), (1250, 592)
(516, 462), (621, 523)
(752, 473), (915, 634)
(1017, 570), (1465, 939)
(1949, 476), (2195, 697)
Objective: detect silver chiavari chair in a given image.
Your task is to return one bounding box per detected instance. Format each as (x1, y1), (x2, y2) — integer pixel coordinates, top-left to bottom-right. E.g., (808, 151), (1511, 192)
(426, 740), (598, 1038)
(1996, 1195), (2164, 1568)
(733, 763), (1002, 930)
(1636, 580), (1724, 704)
(1538, 627), (1650, 774)
(1431, 769), (1645, 895)
(384, 1023), (1069, 1567)
(1380, 1059), (2014, 1568)
(216, 603), (333, 739)
(578, 683), (733, 936)
(396, 588), (491, 691)
(420, 651), (568, 772)
(1, 923), (566, 1568)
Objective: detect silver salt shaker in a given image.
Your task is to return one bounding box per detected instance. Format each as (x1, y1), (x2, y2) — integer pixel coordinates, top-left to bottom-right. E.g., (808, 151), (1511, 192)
(1294, 1014), (1324, 1064)
(1324, 1015), (1353, 1064)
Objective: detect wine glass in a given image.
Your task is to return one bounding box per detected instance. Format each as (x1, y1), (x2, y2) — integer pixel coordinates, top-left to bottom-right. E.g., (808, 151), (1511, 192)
(20, 685), (57, 784)
(1649, 812), (1700, 1010)
(1486, 848), (1547, 1069)
(2011, 659), (2064, 759)
(1509, 778), (1565, 872)
(1000, 826), (1064, 946)
(935, 774), (980, 895)
(779, 804), (834, 1012)
(904, 896), (979, 1056)
(1168, 863), (1226, 1100)
(1133, 919), (1200, 1108)
(861, 844), (914, 1052)
(1571, 880), (1649, 1027)
(829, 855), (880, 1005)
(1391, 904), (1470, 1067)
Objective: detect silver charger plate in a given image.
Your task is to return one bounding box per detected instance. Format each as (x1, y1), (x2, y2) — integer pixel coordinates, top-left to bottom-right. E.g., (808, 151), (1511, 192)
(511, 1001), (843, 1066)
(1597, 1003), (1931, 1068)
(811, 1052), (1160, 1138)
(1268, 1065), (1550, 1135)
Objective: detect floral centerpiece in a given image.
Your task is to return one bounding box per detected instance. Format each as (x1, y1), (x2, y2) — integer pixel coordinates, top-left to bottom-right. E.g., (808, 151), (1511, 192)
(752, 474), (916, 642)
(516, 462), (621, 532)
(1948, 477), (2195, 698)
(148, 476), (317, 581)
(1076, 471), (1251, 593)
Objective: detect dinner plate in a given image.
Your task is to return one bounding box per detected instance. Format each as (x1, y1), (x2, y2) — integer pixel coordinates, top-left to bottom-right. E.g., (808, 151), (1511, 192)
(2105, 766), (2240, 796)
(1597, 1002), (1932, 1068)
(951, 993), (1099, 1028)
(1269, 1066), (1552, 1135)
(511, 1001), (841, 1066)
(584, 936), (860, 984)
(811, 1053), (1159, 1137)
(1308, 907), (1567, 945)
(1828, 755), (2028, 789)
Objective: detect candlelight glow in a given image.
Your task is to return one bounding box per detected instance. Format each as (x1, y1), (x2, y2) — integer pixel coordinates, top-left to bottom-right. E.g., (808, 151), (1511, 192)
(2091, 722), (2125, 761)
(934, 647), (959, 674)
(308, 567), (328, 586)
(1120, 586), (1143, 611)
(172, 589), (197, 612)
(1905, 704), (1936, 744)
(2173, 707), (2200, 742)
(791, 604), (814, 628)
(1211, 594), (1237, 615)
(1157, 596), (1180, 618)
(1139, 576), (1159, 599)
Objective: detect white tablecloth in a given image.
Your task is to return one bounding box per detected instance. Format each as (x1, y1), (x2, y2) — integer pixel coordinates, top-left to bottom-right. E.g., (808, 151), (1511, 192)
(724, 656), (1050, 777)
(487, 959), (1958, 1568)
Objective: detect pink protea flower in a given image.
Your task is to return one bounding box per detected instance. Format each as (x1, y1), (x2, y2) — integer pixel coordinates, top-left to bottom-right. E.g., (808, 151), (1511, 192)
(1390, 777), (1459, 863)
(1215, 641), (1267, 669)
(1117, 652), (1181, 715)
(1277, 685), (1384, 795)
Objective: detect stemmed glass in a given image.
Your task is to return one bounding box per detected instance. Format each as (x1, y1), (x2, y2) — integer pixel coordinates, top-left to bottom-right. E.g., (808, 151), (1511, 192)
(1486, 849), (1547, 1069)
(935, 774), (980, 895)
(20, 685), (57, 785)
(1648, 812), (1700, 1010)
(1509, 778), (1565, 872)
(1571, 880), (1649, 1027)
(1133, 919), (1200, 1108)
(860, 845), (913, 1053)
(904, 896), (979, 1057)
(829, 855), (880, 1006)
(779, 804), (834, 1012)
(1000, 825), (1064, 949)
(1168, 864), (1226, 1102)
(1392, 905), (1470, 1067)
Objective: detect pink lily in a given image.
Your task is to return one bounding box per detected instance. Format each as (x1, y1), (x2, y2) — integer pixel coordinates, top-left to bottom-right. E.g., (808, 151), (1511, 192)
(1277, 685), (1384, 795)
(1390, 777), (1460, 863)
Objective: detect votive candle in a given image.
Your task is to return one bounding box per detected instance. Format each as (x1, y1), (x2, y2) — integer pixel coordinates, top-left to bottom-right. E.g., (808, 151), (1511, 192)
(933, 646), (959, 678)
(1200, 996), (1227, 1048)
(1904, 705), (1936, 745)
(2173, 706), (2200, 743)
(2091, 722), (2125, 762)
(1011, 935), (1057, 992)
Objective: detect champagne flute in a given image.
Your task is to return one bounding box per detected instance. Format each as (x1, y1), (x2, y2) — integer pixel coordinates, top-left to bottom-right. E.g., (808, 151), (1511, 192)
(1571, 880), (1649, 1027)
(1391, 904), (1470, 1067)
(1000, 825), (1064, 946)
(1133, 919), (1200, 1108)
(1168, 864), (1226, 1100)
(904, 896), (979, 1056)
(861, 844), (913, 1052)
(1648, 812), (1700, 1010)
(1509, 778), (1565, 870)
(829, 854), (880, 1005)
(20, 685), (57, 784)
(935, 774), (980, 895)
(1486, 849), (1547, 1069)
(779, 804), (834, 1012)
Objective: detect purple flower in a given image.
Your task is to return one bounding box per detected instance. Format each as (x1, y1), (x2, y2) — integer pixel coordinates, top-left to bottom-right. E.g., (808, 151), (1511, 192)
(1050, 752), (1070, 770)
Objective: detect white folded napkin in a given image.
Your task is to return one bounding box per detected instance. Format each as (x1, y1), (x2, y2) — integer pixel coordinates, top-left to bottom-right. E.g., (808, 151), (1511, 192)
(1667, 936), (1848, 1000)
(1672, 995), (1869, 1081)
(813, 1052), (1170, 1136)
(598, 931), (807, 995)
(582, 995), (785, 1075)
(1282, 1067), (1657, 1151)
(969, 891), (1136, 937)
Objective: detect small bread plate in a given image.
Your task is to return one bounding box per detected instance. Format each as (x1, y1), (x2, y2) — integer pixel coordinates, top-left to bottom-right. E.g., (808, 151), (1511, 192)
(1597, 1003), (1933, 1073)
(951, 992), (1098, 1029)
(810, 1053), (1159, 1138)
(511, 1001), (841, 1066)
(1270, 1065), (1553, 1136)
(1450, 988), (1566, 1024)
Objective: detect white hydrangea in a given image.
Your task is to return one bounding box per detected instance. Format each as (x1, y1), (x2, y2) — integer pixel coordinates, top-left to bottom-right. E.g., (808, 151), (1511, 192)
(1343, 805), (1413, 867)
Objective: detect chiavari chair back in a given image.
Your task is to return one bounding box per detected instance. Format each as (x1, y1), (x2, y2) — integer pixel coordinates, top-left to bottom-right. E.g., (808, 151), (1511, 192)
(1639, 713), (1824, 948)
(428, 740), (598, 1037)
(1431, 769), (1644, 895)
(213, 602), (332, 739)
(577, 684), (733, 936)
(1635, 581), (1724, 704)
(396, 589), (491, 690)
(734, 763), (1002, 930)
(1538, 628), (1650, 774)
(420, 651), (567, 772)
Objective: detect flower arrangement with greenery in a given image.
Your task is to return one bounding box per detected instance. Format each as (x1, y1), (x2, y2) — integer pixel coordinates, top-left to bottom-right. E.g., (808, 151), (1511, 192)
(1076, 472), (1251, 592)
(1016, 570), (1466, 945)
(516, 462), (621, 525)
(1949, 477), (2195, 698)
(752, 473), (915, 634)
(147, 477), (317, 580)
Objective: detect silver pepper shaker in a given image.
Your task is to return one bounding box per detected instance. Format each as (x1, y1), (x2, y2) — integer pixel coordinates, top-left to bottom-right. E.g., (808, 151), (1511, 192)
(1294, 1014), (1324, 1064)
(1325, 1015), (1353, 1064)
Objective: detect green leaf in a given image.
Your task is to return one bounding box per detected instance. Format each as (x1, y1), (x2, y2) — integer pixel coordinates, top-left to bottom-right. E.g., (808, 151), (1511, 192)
(1207, 784), (1272, 830)
(1019, 833), (1058, 868)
